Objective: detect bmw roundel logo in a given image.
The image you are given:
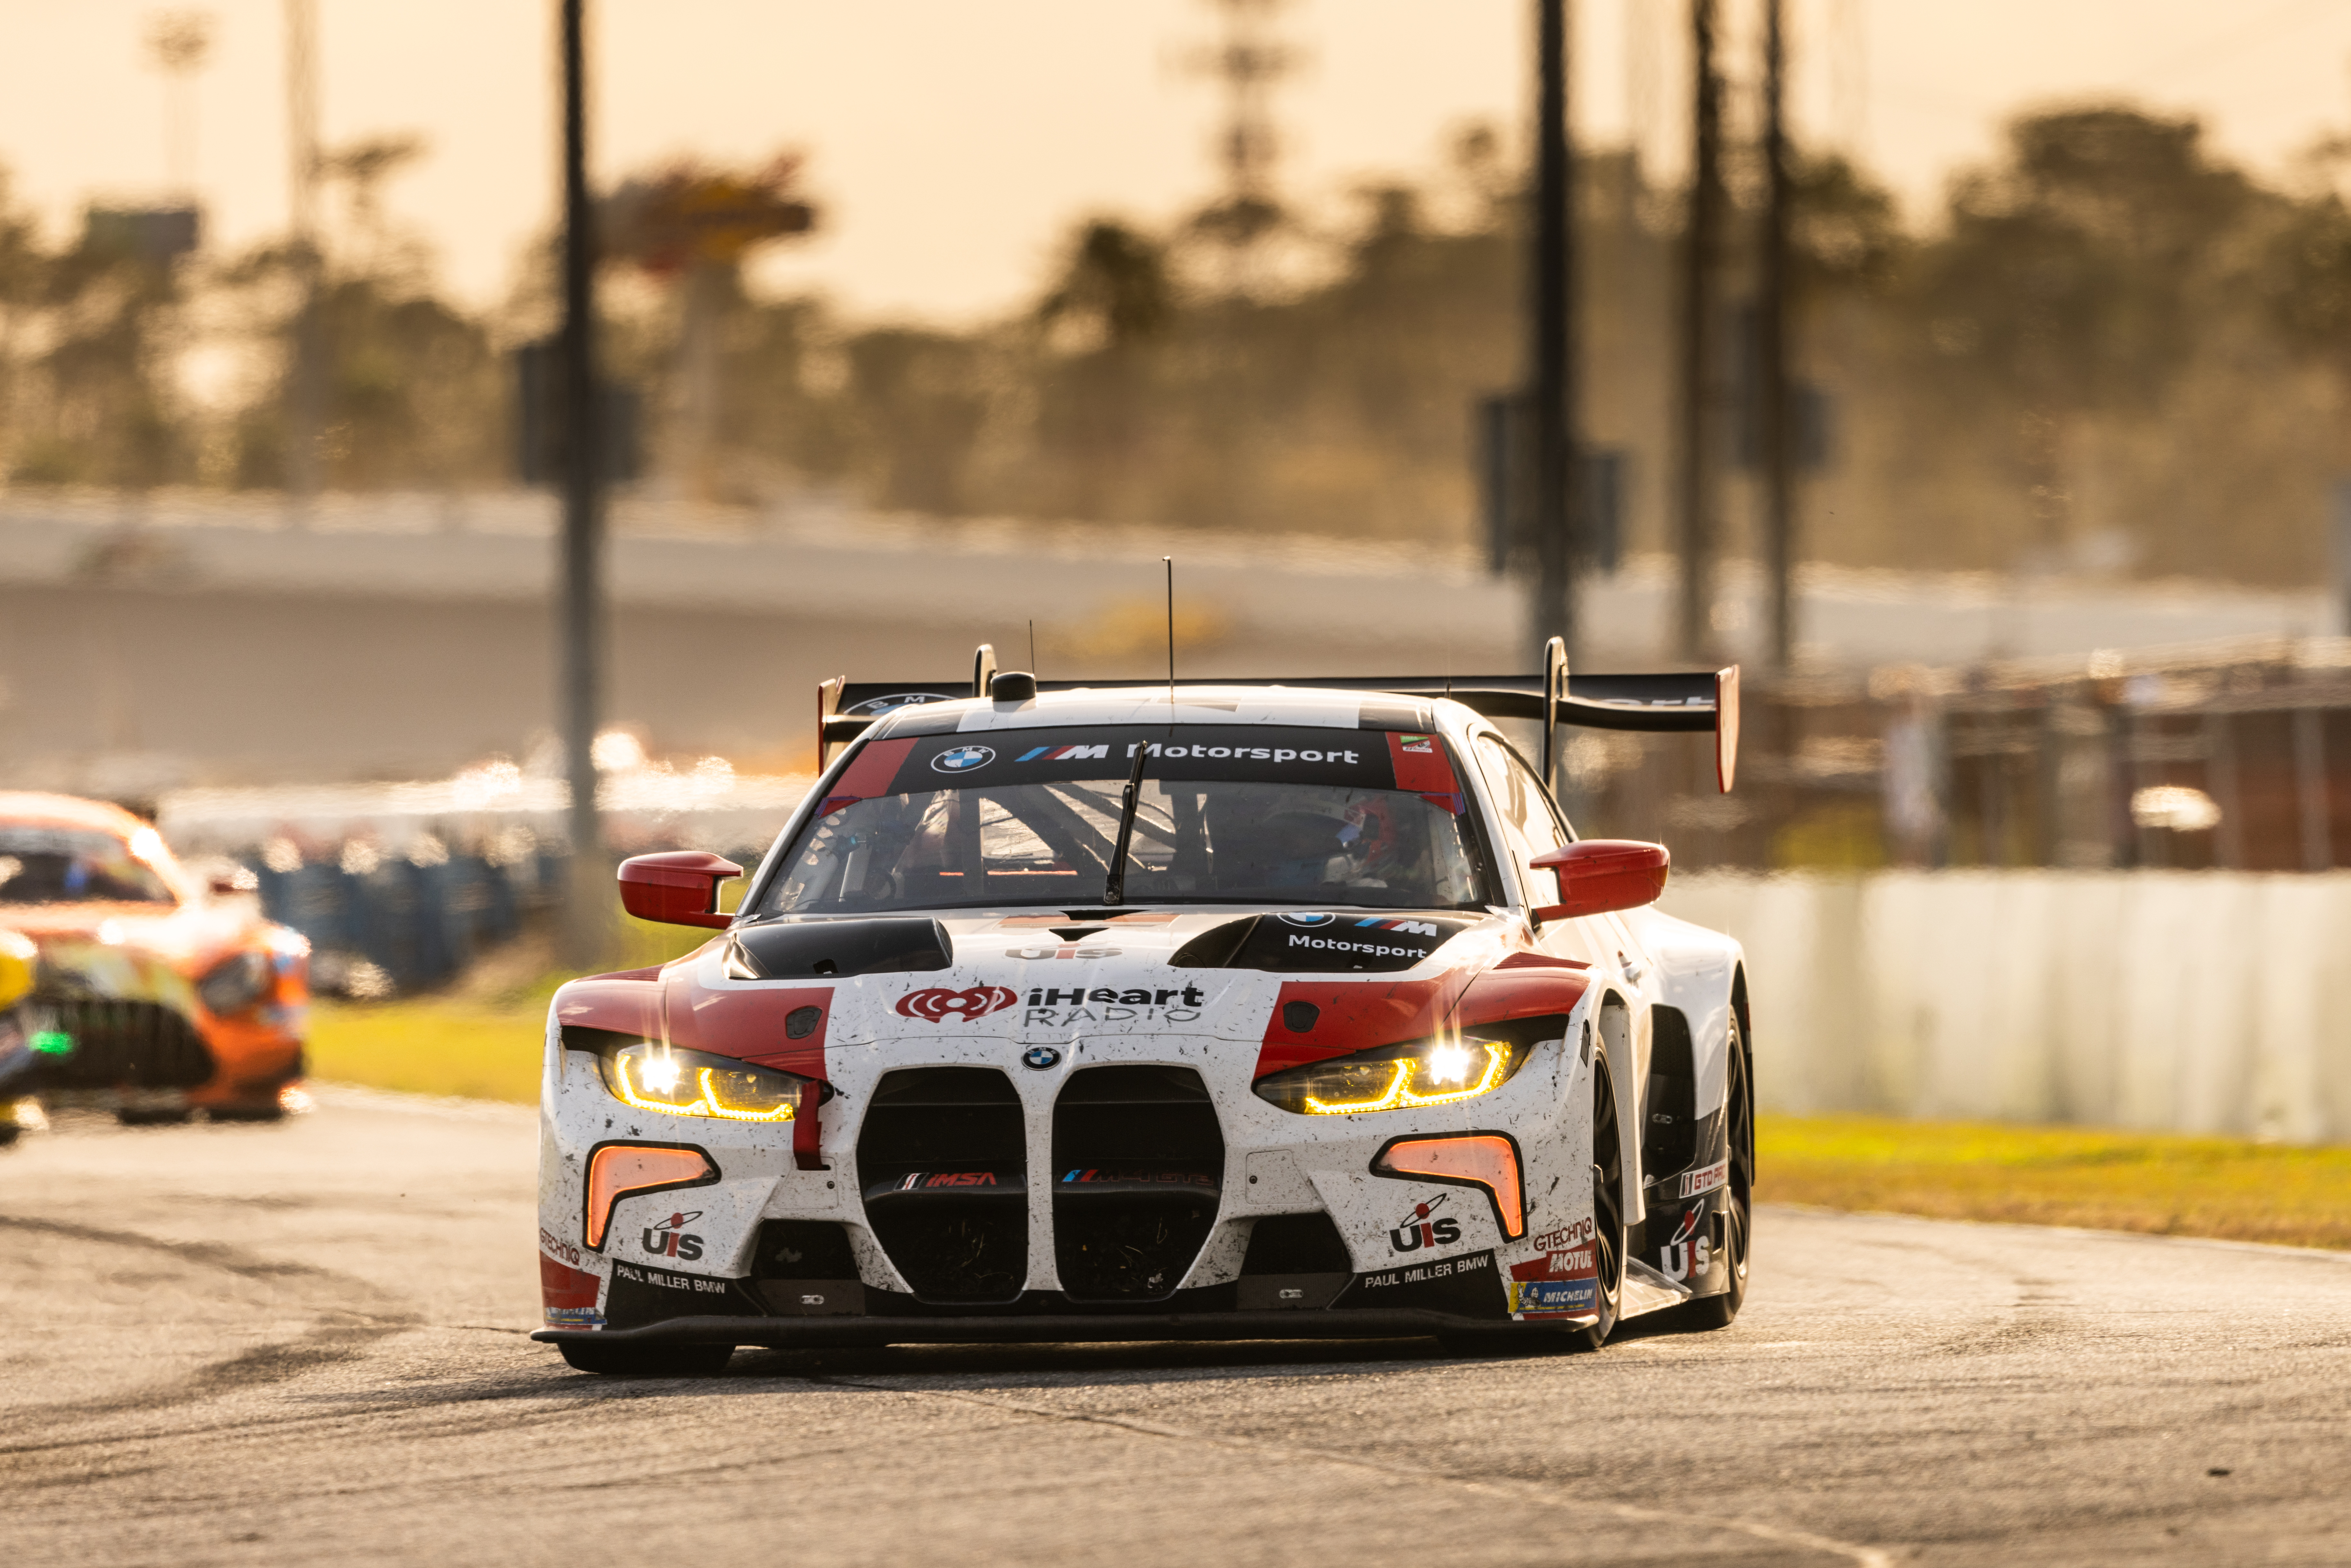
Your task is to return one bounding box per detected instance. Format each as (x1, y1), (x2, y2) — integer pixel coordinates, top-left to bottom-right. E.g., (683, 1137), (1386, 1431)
(931, 744), (996, 774)
(1277, 911), (1337, 927)
(1022, 1045), (1063, 1070)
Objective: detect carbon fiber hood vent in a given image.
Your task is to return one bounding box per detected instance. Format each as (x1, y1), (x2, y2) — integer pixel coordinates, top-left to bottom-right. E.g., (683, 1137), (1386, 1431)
(729, 917), (952, 979)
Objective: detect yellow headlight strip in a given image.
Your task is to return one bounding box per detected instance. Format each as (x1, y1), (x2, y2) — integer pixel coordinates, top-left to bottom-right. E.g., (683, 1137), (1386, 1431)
(1302, 1041), (1511, 1116)
(611, 1050), (796, 1123)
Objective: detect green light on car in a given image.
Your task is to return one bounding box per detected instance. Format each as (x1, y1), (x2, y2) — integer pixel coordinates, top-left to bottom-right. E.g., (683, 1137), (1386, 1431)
(29, 1030), (72, 1057)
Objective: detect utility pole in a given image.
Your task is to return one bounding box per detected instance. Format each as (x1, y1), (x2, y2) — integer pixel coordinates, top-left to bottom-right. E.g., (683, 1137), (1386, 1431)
(283, 0), (323, 515)
(558, 0), (607, 965)
(1674, 0), (1723, 662)
(1530, 0), (1579, 685)
(1760, 0), (1795, 669)
(145, 12), (212, 199)
(1190, 0), (1299, 296)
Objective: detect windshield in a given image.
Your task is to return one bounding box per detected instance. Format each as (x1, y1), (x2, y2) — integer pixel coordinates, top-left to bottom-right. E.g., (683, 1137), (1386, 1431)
(0, 825), (177, 906)
(760, 724), (1493, 915)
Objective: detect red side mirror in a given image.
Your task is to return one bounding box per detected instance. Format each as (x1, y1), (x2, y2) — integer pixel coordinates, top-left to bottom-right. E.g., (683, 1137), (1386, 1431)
(617, 851), (744, 929)
(1528, 839), (1669, 921)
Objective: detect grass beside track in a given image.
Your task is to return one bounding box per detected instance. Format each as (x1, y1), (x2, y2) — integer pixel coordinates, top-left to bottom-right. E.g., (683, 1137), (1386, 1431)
(307, 997), (549, 1103)
(1762, 1115), (2351, 1251)
(305, 985), (2351, 1254)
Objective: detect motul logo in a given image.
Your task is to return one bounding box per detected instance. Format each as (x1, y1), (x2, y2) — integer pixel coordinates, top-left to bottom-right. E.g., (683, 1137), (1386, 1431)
(894, 985), (1018, 1021)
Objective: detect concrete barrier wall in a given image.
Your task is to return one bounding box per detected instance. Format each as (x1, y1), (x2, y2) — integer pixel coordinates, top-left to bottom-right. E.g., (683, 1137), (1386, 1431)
(1659, 871), (2351, 1144)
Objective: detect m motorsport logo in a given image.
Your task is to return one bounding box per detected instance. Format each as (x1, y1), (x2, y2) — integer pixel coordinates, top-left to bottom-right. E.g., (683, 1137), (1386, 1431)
(1013, 743), (1111, 762)
(642, 1210), (705, 1261)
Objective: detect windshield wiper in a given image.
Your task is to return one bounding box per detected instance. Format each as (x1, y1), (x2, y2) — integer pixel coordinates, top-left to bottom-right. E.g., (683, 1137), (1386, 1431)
(1101, 740), (1151, 906)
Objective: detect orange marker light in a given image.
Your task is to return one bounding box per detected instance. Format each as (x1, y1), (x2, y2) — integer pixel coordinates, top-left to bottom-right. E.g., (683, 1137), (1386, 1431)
(1372, 1133), (1525, 1240)
(584, 1142), (717, 1251)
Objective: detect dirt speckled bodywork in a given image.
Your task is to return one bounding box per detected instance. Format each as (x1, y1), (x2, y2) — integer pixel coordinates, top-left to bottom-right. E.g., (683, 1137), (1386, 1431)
(533, 686), (1750, 1353)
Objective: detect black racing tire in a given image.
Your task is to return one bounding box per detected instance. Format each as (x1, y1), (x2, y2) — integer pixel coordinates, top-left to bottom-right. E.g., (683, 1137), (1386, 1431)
(116, 1106), (194, 1127)
(1567, 1043), (1627, 1352)
(557, 1339), (735, 1377)
(205, 1102), (288, 1123)
(1679, 1010), (1753, 1331)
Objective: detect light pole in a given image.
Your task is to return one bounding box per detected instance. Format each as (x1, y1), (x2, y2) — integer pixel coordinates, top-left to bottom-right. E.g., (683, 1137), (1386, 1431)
(1675, 0), (1723, 663)
(1759, 0), (1794, 670)
(558, 0), (607, 966)
(283, 0), (323, 513)
(1529, 0), (1579, 701)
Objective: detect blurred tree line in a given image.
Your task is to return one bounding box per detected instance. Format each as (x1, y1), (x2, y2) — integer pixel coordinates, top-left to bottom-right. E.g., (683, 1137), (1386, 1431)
(3, 102), (2351, 587)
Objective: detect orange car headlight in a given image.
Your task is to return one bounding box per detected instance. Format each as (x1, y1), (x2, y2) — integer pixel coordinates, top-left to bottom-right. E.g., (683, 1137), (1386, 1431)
(1372, 1131), (1526, 1241)
(196, 950), (274, 1016)
(583, 1141), (718, 1251)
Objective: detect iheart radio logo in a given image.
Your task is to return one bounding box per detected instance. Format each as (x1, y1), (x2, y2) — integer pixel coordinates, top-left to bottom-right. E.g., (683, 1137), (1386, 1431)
(894, 985), (1018, 1022)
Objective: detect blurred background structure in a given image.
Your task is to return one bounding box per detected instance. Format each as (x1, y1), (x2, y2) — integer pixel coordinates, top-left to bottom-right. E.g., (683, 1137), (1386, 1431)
(11, 1), (2351, 1003)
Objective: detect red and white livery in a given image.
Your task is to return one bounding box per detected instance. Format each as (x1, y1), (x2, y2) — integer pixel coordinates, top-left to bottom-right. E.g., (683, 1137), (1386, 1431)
(534, 646), (1753, 1374)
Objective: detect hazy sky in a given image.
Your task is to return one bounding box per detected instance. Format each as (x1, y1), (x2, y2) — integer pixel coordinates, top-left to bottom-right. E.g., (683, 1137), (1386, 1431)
(3, 0), (2350, 325)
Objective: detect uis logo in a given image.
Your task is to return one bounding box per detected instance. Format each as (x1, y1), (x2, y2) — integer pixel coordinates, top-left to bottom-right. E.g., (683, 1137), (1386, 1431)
(642, 1210), (705, 1262)
(1388, 1193), (1463, 1255)
(931, 744), (996, 774)
(1659, 1205), (1711, 1282)
(895, 985), (1018, 1022)
(1398, 734), (1436, 755)
(1276, 911), (1338, 928)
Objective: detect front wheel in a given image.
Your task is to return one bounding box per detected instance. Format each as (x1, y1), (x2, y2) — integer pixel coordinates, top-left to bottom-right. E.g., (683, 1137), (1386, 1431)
(558, 1339), (735, 1377)
(1680, 1010), (1753, 1331)
(205, 1101), (288, 1123)
(1567, 1042), (1627, 1351)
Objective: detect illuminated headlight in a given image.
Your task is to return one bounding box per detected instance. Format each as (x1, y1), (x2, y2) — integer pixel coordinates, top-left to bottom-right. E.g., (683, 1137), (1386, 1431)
(196, 950), (275, 1016)
(1251, 1024), (1547, 1116)
(597, 1041), (827, 1123)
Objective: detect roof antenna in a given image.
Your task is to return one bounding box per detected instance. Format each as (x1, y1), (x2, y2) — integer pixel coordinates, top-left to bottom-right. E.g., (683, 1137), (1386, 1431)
(1028, 618), (1037, 677)
(1164, 555), (1176, 710)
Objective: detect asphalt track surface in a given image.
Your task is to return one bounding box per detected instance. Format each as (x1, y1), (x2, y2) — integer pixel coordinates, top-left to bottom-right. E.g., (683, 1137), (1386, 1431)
(5, 1094), (2348, 1567)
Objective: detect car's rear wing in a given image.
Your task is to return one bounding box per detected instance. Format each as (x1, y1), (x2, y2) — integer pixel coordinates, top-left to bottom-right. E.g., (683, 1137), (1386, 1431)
(818, 638), (1739, 792)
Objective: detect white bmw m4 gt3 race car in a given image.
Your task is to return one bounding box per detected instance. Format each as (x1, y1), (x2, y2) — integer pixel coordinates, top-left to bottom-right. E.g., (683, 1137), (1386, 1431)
(533, 646), (1754, 1374)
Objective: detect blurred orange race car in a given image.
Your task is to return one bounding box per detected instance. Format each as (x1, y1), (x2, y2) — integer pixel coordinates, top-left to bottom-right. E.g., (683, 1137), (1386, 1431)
(0, 793), (309, 1126)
